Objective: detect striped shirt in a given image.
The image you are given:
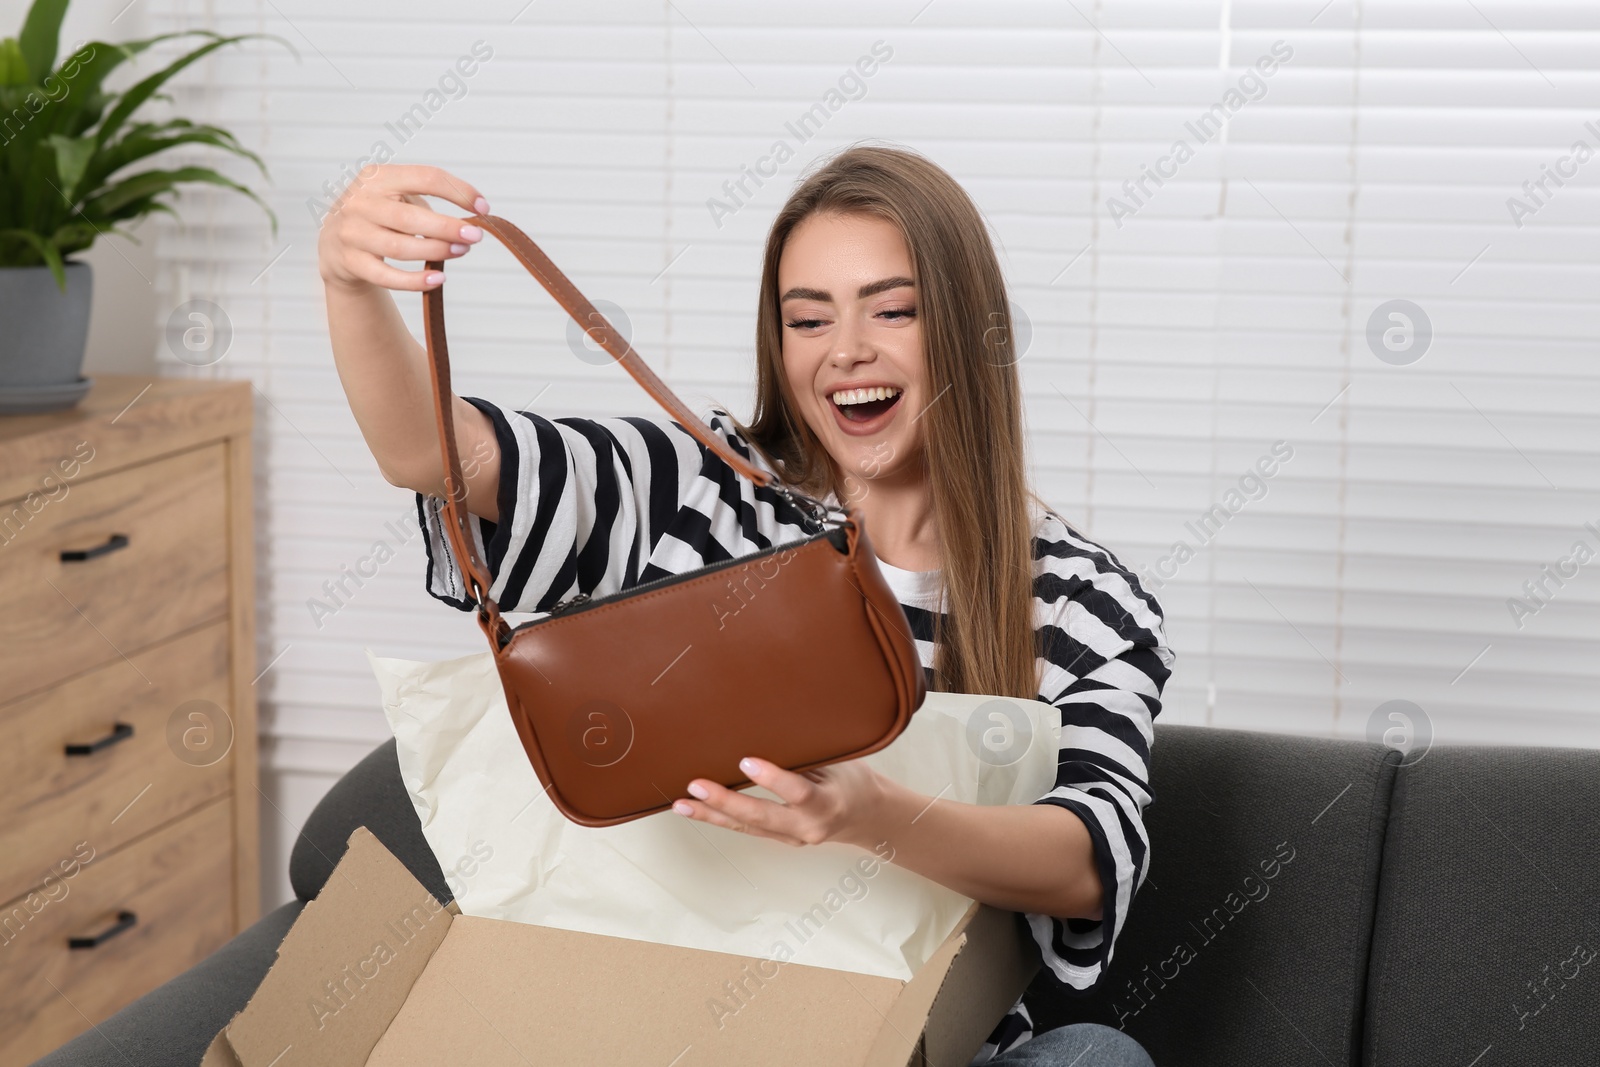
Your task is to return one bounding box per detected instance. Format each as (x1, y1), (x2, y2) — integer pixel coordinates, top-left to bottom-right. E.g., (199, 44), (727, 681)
(417, 398), (1174, 1062)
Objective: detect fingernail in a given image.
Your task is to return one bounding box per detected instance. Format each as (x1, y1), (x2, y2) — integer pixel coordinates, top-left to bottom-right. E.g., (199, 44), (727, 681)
(459, 224), (482, 242)
(687, 782), (709, 800)
(672, 801), (693, 816)
(739, 757), (759, 776)
(449, 243), (468, 255)
(424, 271), (444, 286)
(473, 197), (489, 214)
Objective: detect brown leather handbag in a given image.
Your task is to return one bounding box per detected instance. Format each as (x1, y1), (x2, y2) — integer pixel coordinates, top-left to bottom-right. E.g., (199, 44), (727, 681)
(420, 215), (927, 827)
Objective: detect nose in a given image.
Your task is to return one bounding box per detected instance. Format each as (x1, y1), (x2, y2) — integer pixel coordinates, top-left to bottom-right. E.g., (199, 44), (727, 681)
(830, 308), (874, 367)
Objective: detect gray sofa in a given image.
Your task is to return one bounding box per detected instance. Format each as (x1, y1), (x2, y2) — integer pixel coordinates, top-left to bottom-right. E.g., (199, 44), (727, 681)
(32, 725), (1600, 1066)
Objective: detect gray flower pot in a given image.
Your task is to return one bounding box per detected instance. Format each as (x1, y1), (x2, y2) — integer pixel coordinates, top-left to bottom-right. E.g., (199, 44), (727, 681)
(0, 261), (94, 414)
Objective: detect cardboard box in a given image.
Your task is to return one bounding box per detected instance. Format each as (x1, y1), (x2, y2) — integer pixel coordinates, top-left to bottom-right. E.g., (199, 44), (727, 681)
(202, 827), (1041, 1066)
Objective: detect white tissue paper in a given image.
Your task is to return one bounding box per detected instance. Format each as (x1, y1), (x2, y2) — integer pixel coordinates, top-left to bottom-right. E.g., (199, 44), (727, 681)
(370, 648), (1061, 981)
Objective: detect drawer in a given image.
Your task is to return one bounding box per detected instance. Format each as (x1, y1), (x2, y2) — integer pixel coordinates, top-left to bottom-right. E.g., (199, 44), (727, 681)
(0, 620), (234, 905)
(0, 443), (230, 699)
(0, 796), (236, 1065)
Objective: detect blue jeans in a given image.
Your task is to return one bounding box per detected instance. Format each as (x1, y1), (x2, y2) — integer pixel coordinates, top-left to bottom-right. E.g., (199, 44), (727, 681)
(985, 1022), (1156, 1066)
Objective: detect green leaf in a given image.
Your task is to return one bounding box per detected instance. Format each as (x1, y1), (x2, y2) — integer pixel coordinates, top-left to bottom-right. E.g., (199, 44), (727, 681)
(46, 132), (94, 195)
(18, 134), (74, 240)
(83, 120), (269, 198)
(95, 32), (293, 151)
(57, 30), (292, 101)
(80, 165), (278, 238)
(85, 197), (178, 240)
(107, 201), (178, 242)
(17, 0), (68, 85)
(46, 218), (98, 257)
(0, 37), (28, 86)
(80, 164), (225, 214)
(0, 227), (66, 289)
(61, 38), (161, 98)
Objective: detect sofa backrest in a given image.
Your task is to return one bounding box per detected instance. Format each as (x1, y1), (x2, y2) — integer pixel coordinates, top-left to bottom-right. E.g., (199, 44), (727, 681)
(1026, 723), (1400, 1067)
(1363, 743), (1600, 1066)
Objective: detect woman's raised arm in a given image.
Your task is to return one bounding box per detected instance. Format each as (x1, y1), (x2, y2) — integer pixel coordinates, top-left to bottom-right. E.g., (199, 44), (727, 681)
(317, 163), (503, 522)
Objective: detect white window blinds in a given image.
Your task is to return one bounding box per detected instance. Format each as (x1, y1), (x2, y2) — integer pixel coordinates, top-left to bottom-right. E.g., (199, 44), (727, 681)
(134, 0), (1599, 792)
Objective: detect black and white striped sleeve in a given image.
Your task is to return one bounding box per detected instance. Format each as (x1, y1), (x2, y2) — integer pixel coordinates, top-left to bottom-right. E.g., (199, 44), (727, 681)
(1026, 521), (1174, 995)
(416, 396), (709, 614)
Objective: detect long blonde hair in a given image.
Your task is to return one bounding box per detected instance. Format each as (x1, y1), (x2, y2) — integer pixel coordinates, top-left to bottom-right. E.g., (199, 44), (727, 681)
(727, 144), (1050, 700)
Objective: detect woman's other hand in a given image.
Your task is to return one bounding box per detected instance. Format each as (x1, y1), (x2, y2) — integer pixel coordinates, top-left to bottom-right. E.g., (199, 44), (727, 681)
(676, 756), (1104, 920)
(674, 757), (891, 849)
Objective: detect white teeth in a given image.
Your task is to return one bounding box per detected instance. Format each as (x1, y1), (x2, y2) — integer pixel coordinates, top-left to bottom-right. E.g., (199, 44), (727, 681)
(831, 386), (902, 406)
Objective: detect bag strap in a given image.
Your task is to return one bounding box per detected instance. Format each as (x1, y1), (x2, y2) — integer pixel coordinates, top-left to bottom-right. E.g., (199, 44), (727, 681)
(419, 214), (834, 634)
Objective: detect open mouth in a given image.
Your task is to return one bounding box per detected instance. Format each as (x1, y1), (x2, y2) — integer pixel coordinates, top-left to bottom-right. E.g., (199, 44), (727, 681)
(831, 387), (904, 423)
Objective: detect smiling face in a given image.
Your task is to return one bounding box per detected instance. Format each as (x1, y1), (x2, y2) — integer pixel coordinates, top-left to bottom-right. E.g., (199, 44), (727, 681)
(778, 211), (928, 500)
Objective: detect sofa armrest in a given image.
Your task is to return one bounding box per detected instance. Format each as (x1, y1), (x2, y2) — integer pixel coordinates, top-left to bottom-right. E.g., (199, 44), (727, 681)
(289, 738), (451, 906)
(27, 902), (304, 1067)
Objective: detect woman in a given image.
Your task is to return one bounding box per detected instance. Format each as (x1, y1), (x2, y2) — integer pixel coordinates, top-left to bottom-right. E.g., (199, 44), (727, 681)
(319, 144), (1171, 1066)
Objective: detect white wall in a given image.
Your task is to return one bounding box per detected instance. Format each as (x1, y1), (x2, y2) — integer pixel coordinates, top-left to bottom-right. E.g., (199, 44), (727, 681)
(85, 0), (1600, 911)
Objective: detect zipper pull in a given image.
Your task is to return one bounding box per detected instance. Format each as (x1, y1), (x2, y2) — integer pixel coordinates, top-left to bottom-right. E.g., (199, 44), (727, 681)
(548, 592), (591, 615)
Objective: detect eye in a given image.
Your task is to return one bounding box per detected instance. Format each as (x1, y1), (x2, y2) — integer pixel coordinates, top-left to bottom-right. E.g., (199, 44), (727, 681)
(878, 306), (917, 322)
(784, 318), (826, 331)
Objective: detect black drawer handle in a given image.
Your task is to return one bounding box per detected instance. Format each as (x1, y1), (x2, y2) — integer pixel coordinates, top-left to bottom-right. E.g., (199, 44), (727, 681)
(69, 910), (138, 949)
(60, 533), (130, 562)
(65, 721), (134, 756)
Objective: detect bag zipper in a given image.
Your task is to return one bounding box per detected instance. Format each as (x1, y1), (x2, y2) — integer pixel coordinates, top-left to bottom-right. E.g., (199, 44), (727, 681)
(523, 524), (847, 629)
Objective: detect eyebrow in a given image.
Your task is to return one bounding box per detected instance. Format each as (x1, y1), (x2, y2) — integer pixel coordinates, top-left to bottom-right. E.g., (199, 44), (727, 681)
(779, 276), (916, 303)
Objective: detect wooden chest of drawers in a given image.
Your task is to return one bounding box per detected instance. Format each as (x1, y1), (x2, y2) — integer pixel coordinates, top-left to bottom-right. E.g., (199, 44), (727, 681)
(0, 377), (259, 1065)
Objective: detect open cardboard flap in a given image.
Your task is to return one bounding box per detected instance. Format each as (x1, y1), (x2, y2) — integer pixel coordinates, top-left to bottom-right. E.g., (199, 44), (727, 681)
(203, 828), (1041, 1067)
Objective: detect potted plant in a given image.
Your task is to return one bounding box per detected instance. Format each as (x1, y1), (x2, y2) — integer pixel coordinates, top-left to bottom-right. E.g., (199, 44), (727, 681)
(0, 0), (285, 413)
